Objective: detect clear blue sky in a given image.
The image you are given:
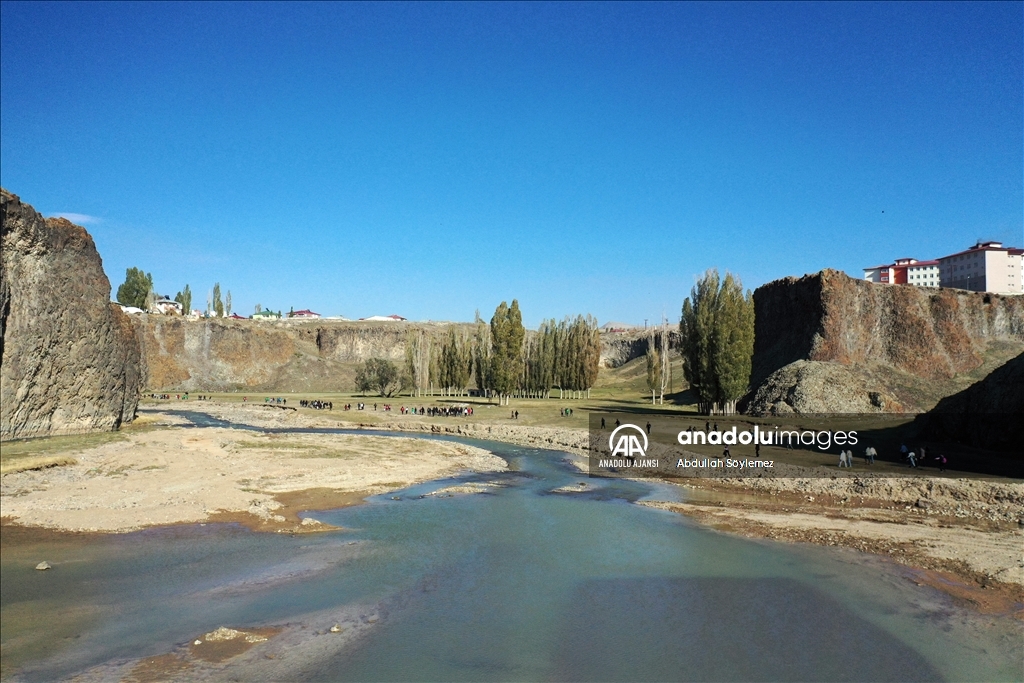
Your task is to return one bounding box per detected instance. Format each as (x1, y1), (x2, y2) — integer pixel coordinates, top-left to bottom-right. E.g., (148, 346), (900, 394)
(2, 2), (1021, 326)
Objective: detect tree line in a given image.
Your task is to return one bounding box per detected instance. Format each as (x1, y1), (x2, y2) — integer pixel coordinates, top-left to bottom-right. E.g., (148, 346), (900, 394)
(116, 267), (234, 317)
(679, 268), (754, 415)
(378, 301), (601, 401)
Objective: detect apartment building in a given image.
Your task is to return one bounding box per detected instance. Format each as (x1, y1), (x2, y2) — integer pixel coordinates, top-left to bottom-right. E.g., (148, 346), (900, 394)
(937, 242), (1023, 294)
(865, 242), (1022, 294)
(863, 258), (938, 288)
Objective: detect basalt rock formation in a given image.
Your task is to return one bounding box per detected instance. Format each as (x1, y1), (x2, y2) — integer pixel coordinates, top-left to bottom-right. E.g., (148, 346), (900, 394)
(135, 316), (664, 392)
(134, 316), (469, 392)
(1, 190), (142, 440)
(599, 330), (680, 368)
(746, 269), (1024, 415)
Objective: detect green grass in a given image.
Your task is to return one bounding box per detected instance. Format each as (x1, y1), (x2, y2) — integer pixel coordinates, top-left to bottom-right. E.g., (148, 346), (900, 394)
(1, 430), (128, 461)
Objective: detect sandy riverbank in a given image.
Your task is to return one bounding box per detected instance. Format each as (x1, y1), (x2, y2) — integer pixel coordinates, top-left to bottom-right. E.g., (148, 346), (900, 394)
(0, 408), (505, 533)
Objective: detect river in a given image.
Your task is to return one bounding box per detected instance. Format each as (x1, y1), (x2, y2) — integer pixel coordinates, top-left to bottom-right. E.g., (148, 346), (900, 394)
(1, 421), (1021, 681)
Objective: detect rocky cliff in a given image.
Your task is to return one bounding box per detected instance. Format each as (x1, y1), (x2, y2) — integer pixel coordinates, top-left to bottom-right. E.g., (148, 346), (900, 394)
(1, 190), (142, 440)
(136, 316), (677, 392)
(134, 317), (471, 392)
(599, 330), (679, 368)
(746, 270), (1024, 414)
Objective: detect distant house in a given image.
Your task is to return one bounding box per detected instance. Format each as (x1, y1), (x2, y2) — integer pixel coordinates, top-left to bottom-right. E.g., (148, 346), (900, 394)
(228, 313), (247, 320)
(252, 309), (281, 320)
(290, 309), (321, 319)
(119, 305), (144, 315)
(359, 314), (407, 321)
(151, 297), (183, 315)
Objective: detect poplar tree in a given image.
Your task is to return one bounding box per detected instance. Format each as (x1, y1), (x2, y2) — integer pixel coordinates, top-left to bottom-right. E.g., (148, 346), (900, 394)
(679, 269), (754, 414)
(212, 283), (224, 318)
(405, 330), (432, 397)
(226, 291), (232, 317)
(116, 268), (153, 309)
(645, 339), (660, 405)
(489, 300), (525, 404)
(174, 285), (192, 316)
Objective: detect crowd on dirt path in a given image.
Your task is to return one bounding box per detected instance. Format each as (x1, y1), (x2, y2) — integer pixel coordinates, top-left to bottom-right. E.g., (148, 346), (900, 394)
(300, 400), (333, 410)
(399, 405), (474, 417)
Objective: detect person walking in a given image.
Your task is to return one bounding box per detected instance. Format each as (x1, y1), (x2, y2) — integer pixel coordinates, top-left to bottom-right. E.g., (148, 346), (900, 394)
(907, 451), (917, 468)
(838, 451), (847, 468)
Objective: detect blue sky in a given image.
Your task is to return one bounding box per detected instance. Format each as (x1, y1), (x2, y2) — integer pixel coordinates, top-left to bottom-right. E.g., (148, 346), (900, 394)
(2, 2), (1021, 326)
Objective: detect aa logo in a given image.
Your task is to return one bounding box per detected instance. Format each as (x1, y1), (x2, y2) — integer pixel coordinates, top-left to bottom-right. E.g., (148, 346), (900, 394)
(609, 424), (648, 458)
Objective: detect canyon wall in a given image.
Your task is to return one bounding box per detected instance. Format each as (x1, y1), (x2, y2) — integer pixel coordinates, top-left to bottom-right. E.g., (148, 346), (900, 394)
(134, 317), (473, 392)
(1, 190), (141, 440)
(746, 269), (1024, 414)
(135, 317), (665, 392)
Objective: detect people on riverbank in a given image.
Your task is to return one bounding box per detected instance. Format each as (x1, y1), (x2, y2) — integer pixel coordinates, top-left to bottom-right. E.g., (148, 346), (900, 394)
(299, 400), (333, 410)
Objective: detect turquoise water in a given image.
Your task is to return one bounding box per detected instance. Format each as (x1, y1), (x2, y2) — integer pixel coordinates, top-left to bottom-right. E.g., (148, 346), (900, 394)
(2, 427), (1021, 681)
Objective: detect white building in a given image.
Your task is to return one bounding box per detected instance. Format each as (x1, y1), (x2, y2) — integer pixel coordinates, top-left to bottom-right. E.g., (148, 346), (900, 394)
(906, 260), (939, 288)
(938, 242), (1023, 295)
(863, 258), (937, 288)
(151, 298), (183, 315)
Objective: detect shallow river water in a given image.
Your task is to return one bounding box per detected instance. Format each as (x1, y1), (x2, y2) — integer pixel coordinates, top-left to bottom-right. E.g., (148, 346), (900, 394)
(2, 420), (1021, 681)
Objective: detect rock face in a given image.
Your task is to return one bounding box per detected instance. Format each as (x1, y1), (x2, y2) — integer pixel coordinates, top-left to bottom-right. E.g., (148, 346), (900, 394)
(1, 190), (142, 440)
(747, 270), (1024, 415)
(134, 317), (472, 392)
(599, 330), (679, 368)
(914, 352), (1024, 452)
(135, 316), (675, 392)
(745, 360), (901, 415)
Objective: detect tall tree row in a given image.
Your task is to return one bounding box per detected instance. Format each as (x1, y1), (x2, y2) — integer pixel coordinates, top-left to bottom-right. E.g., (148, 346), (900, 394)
(437, 327), (473, 396)
(679, 269), (754, 414)
(398, 303), (602, 402)
(488, 301), (525, 405)
(404, 330), (432, 397)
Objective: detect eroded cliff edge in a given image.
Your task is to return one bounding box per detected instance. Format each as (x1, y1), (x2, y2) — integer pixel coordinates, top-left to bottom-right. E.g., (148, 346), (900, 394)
(1, 190), (141, 440)
(747, 269), (1024, 414)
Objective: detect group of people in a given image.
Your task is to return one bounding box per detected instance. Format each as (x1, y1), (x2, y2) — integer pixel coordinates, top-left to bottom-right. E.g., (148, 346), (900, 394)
(418, 405), (474, 417)
(899, 444), (947, 470)
(837, 445), (947, 470)
(299, 399), (333, 410)
(148, 393), (210, 400)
